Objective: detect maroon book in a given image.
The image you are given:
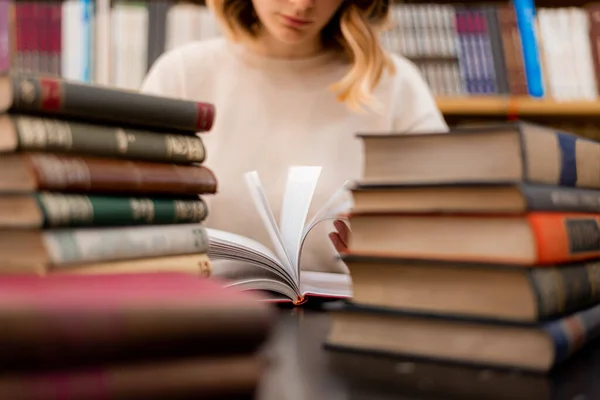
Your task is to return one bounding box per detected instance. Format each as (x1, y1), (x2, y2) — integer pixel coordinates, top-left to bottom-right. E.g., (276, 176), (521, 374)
(0, 273), (274, 369)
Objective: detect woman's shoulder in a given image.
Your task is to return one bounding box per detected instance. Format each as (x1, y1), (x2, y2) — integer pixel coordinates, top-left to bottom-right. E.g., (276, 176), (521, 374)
(141, 37), (231, 96)
(380, 52), (449, 133)
(385, 53), (429, 89)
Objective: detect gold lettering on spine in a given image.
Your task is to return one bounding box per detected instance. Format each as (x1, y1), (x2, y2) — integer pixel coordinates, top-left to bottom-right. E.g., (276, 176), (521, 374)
(587, 262), (600, 296)
(165, 135), (204, 161)
(38, 193), (94, 226)
(129, 199), (155, 222)
(198, 258), (212, 277)
(115, 129), (136, 154)
(174, 201), (207, 221)
(18, 80), (36, 104)
(30, 154), (92, 189)
(16, 117), (73, 150)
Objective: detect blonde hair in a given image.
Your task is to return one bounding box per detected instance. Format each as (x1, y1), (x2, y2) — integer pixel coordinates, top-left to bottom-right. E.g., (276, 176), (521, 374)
(206, 0), (395, 112)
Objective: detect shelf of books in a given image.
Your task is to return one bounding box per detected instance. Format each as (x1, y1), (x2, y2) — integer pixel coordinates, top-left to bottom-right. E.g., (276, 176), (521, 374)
(2, 0), (600, 122)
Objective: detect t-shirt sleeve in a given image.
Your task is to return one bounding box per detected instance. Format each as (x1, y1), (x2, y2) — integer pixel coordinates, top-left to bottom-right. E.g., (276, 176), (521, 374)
(139, 50), (186, 98)
(390, 56), (449, 134)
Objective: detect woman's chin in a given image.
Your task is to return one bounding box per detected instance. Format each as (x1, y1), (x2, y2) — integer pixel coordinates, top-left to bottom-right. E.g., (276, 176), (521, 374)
(274, 25), (314, 44)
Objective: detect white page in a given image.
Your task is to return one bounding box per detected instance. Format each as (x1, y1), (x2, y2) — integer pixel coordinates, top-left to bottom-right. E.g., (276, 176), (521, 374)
(296, 182), (353, 273)
(302, 180), (353, 238)
(244, 171), (295, 279)
(279, 166), (322, 277)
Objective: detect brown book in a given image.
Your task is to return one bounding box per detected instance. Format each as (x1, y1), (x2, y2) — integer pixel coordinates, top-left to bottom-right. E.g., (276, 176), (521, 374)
(326, 301), (600, 373)
(586, 4), (600, 96)
(0, 354), (263, 400)
(342, 253), (600, 322)
(496, 5), (528, 96)
(0, 114), (207, 164)
(0, 273), (274, 369)
(0, 152), (217, 195)
(357, 122), (596, 188)
(0, 72), (215, 132)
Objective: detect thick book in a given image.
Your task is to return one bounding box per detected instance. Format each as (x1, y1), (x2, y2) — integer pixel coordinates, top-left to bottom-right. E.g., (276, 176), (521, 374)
(343, 253), (600, 322)
(325, 301), (600, 372)
(0, 354), (263, 400)
(358, 121), (600, 187)
(0, 72), (215, 132)
(207, 166), (352, 305)
(0, 223), (210, 271)
(0, 273), (274, 369)
(347, 212), (600, 265)
(0, 192), (208, 228)
(327, 344), (597, 400)
(0, 152), (217, 195)
(350, 182), (600, 214)
(0, 114), (207, 164)
(49, 253), (213, 277)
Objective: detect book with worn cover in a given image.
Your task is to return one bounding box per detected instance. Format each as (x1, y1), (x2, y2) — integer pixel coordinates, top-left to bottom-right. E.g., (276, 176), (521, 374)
(208, 166), (352, 305)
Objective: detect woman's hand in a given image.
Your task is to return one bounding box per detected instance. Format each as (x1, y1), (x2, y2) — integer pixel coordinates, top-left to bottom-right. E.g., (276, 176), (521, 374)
(329, 219), (350, 253)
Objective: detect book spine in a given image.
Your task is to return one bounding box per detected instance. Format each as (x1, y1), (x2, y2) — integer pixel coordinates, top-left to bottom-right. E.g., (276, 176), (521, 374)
(485, 7), (510, 94)
(586, 5), (600, 97)
(522, 126), (600, 189)
(6, 73), (215, 132)
(496, 5), (529, 95)
(528, 213), (600, 264)
(12, 115), (206, 164)
(513, 0), (544, 97)
(52, 253), (212, 277)
(24, 153), (217, 195)
(0, 356), (261, 399)
(530, 260), (600, 319)
(544, 301), (600, 365)
(43, 223), (209, 265)
(36, 192), (208, 227)
(521, 185), (600, 213)
(0, 0), (9, 72)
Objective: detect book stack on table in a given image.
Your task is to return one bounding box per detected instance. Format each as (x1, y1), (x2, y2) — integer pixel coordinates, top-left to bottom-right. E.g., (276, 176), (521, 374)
(327, 122), (600, 376)
(0, 72), (276, 398)
(0, 273), (275, 399)
(0, 71), (218, 276)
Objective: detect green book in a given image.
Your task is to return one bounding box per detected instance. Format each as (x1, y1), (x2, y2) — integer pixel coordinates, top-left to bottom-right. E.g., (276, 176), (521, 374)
(1, 192), (208, 228)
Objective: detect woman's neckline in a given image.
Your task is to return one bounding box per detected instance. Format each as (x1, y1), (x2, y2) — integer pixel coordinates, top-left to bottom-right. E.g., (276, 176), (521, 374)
(227, 40), (342, 71)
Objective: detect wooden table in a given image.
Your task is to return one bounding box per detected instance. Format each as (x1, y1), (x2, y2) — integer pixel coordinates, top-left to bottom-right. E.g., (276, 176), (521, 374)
(257, 307), (600, 400)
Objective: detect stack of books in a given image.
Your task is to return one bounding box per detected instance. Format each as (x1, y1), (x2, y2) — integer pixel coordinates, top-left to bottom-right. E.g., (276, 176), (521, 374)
(326, 121), (600, 374)
(0, 71), (217, 276)
(0, 272), (275, 399)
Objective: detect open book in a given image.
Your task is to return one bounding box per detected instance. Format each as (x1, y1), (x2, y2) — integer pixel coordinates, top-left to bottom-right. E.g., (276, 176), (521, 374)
(207, 166), (353, 305)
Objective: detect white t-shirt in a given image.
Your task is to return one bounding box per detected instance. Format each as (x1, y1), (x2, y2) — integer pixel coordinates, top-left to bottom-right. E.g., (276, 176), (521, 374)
(141, 37), (448, 274)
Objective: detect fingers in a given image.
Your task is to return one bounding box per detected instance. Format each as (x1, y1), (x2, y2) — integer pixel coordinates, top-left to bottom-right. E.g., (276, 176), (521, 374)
(333, 220), (350, 248)
(329, 232), (348, 253)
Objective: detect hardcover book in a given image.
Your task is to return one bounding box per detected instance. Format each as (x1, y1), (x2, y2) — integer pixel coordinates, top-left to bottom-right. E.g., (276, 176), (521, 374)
(208, 166), (353, 305)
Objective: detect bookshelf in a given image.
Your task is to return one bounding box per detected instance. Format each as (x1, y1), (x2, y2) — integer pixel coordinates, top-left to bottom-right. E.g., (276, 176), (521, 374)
(436, 97), (600, 118)
(3, 0), (600, 124)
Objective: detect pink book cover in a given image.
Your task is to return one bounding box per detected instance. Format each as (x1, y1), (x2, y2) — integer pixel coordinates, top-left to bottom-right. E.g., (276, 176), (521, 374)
(0, 273), (275, 369)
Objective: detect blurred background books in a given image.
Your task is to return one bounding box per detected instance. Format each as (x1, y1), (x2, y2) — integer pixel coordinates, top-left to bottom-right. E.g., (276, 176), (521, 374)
(4, 0), (600, 137)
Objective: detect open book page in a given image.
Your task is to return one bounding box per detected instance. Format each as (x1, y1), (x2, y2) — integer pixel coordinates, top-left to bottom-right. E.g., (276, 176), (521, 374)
(206, 166), (355, 303)
(206, 228), (300, 295)
(297, 181), (354, 275)
(300, 271), (353, 299)
(279, 166), (322, 276)
(210, 259), (298, 301)
(244, 171), (295, 279)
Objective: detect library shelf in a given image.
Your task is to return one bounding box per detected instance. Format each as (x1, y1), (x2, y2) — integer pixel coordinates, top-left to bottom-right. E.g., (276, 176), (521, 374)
(435, 96), (600, 117)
